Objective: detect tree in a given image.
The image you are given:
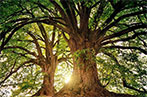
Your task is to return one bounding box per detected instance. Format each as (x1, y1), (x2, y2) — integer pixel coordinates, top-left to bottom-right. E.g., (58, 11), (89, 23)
(0, 0), (147, 97)
(0, 22), (70, 96)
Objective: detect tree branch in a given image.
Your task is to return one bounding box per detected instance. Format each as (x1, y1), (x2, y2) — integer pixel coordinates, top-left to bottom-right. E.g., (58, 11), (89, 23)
(102, 32), (146, 45)
(103, 0), (124, 26)
(102, 78), (111, 88)
(0, 18), (50, 53)
(103, 23), (146, 41)
(62, 32), (69, 43)
(103, 51), (147, 93)
(3, 46), (37, 57)
(0, 60), (34, 86)
(99, 11), (146, 37)
(51, 26), (56, 45)
(11, 51), (29, 58)
(90, 1), (100, 9)
(49, 0), (67, 20)
(92, 0), (106, 30)
(34, 2), (57, 16)
(27, 31), (43, 57)
(122, 78), (147, 93)
(103, 46), (147, 54)
(37, 23), (53, 61)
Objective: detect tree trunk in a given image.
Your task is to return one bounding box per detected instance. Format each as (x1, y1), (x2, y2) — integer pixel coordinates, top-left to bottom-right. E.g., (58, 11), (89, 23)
(32, 73), (54, 96)
(54, 38), (136, 97)
(32, 56), (58, 97)
(54, 38), (108, 97)
(55, 55), (111, 97)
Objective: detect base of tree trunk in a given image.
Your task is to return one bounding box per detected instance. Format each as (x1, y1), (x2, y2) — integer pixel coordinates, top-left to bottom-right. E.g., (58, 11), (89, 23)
(54, 84), (136, 97)
(32, 73), (55, 97)
(32, 87), (51, 96)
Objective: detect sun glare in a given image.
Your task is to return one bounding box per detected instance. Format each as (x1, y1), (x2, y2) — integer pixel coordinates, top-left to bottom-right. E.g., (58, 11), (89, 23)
(65, 76), (71, 83)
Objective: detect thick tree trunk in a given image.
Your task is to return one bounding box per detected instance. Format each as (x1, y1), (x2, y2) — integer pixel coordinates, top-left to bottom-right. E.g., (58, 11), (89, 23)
(55, 54), (111, 97)
(54, 38), (136, 97)
(54, 38), (109, 97)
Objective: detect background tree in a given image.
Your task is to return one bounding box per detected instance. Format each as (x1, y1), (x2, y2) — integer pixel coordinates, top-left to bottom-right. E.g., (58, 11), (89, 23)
(0, 22), (70, 96)
(0, 0), (147, 97)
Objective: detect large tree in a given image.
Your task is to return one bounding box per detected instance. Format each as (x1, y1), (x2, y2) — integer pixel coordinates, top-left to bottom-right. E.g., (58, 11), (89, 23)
(0, 0), (147, 97)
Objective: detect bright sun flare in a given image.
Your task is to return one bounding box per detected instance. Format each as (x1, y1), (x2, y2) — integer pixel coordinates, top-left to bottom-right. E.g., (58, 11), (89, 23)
(65, 76), (71, 83)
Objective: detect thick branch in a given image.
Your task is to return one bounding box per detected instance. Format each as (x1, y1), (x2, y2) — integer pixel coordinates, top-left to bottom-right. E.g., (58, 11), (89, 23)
(49, 0), (67, 20)
(3, 46), (37, 57)
(0, 18), (50, 52)
(104, 46), (147, 54)
(102, 32), (146, 45)
(51, 26), (56, 45)
(99, 11), (146, 37)
(103, 23), (146, 41)
(103, 0), (124, 26)
(37, 23), (53, 61)
(60, 0), (78, 32)
(27, 31), (43, 57)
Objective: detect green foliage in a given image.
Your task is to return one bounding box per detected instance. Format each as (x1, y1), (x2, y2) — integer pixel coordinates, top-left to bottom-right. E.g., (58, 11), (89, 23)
(0, 0), (147, 96)
(96, 47), (147, 95)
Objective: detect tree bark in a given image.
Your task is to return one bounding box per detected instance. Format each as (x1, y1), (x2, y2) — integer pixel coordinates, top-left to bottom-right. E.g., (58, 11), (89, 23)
(54, 38), (136, 97)
(32, 74), (54, 96)
(54, 38), (107, 97)
(32, 56), (58, 97)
